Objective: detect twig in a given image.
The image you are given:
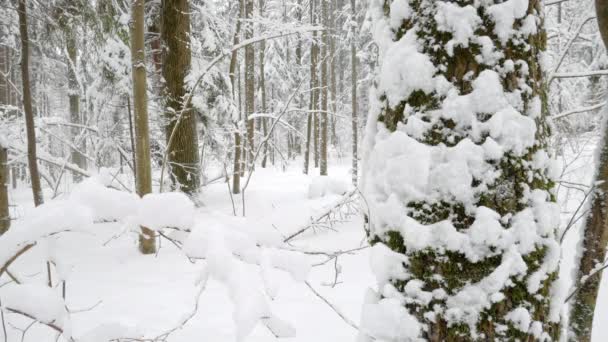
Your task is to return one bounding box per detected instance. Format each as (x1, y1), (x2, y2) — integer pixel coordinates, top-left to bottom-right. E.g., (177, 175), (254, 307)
(565, 260), (608, 303)
(284, 189), (358, 243)
(1, 307), (72, 341)
(304, 281), (358, 330)
(0, 244), (35, 280)
(0, 299), (6, 342)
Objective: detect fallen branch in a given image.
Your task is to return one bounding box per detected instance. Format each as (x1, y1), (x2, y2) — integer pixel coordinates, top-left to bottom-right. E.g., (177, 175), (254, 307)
(284, 189), (358, 243)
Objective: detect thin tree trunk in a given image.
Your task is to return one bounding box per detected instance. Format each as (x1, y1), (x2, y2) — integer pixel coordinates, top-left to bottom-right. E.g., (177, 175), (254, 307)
(0, 147), (8, 235)
(131, 0), (155, 254)
(17, 0), (43, 207)
(329, 0), (338, 148)
(350, 0), (357, 186)
(569, 1), (608, 340)
(259, 0), (269, 168)
(0, 44), (8, 234)
(162, 0), (200, 195)
(304, 0), (318, 175)
(230, 0), (243, 194)
(319, 0), (328, 176)
(66, 28), (86, 181)
(244, 0), (255, 171)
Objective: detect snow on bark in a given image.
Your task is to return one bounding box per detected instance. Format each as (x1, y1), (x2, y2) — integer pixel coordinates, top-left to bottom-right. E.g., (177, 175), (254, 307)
(361, 0), (560, 340)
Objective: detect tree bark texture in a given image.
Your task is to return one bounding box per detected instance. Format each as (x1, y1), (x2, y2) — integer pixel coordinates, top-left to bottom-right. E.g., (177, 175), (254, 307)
(162, 0), (200, 195)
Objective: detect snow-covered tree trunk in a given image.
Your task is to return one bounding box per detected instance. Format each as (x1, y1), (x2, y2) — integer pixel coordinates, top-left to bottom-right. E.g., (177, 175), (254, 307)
(568, 1), (608, 340)
(130, 0), (155, 254)
(361, 0), (561, 340)
(162, 0), (200, 195)
(18, 0), (44, 207)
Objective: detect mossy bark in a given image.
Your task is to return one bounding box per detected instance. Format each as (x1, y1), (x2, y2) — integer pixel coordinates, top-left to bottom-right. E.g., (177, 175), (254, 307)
(371, 1), (559, 340)
(162, 0), (200, 195)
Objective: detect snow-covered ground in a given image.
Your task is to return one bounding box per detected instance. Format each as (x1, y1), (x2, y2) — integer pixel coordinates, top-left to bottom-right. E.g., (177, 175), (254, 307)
(2, 140), (608, 341)
(2, 164), (373, 341)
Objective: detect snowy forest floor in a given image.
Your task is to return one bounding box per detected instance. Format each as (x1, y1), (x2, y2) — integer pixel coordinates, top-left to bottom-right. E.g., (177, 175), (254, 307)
(4, 134), (608, 341)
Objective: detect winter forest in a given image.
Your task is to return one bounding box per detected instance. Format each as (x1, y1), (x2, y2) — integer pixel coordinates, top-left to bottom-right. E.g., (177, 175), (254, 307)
(3, 0), (608, 341)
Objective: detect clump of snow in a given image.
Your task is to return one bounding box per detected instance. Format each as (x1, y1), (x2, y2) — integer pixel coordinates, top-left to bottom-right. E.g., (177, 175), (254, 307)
(308, 176), (350, 199)
(182, 220), (309, 339)
(435, 2), (481, 56)
(0, 284), (72, 337)
(378, 31), (436, 107)
(70, 178), (139, 222)
(389, 0), (412, 30)
(487, 0), (529, 43)
(505, 307), (532, 333)
(137, 192), (196, 231)
(360, 296), (421, 341)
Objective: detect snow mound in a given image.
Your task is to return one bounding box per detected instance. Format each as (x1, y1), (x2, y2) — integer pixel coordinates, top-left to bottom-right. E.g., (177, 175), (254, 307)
(308, 176), (350, 199)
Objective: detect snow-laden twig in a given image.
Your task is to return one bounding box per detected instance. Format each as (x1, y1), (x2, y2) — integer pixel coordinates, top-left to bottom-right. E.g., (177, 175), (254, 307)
(553, 102), (606, 120)
(284, 189), (358, 243)
(304, 281), (358, 330)
(565, 258), (608, 303)
(549, 15), (597, 83)
(0, 307), (72, 341)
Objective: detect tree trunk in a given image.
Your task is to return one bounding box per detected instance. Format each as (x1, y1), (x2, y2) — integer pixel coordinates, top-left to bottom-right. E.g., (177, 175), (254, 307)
(0, 42), (9, 235)
(162, 0), (200, 195)
(361, 0), (560, 340)
(319, 0), (328, 176)
(17, 0), (44, 207)
(0, 146), (8, 235)
(259, 0), (269, 169)
(66, 27), (87, 181)
(244, 0), (255, 171)
(569, 1), (608, 340)
(131, 0), (156, 254)
(303, 0), (318, 175)
(329, 0), (338, 148)
(350, 0), (357, 186)
(230, 0), (243, 194)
